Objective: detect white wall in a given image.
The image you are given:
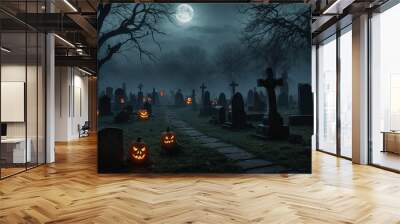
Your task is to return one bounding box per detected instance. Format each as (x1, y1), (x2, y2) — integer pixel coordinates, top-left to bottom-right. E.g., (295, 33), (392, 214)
(55, 67), (89, 141)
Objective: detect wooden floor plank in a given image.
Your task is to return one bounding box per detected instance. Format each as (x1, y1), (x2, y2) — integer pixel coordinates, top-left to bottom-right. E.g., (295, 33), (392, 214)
(0, 135), (399, 223)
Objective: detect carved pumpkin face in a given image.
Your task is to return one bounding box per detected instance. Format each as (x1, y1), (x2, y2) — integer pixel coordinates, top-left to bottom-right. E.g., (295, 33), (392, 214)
(138, 109), (149, 120)
(186, 97), (193, 105)
(160, 128), (177, 151)
(129, 138), (148, 163)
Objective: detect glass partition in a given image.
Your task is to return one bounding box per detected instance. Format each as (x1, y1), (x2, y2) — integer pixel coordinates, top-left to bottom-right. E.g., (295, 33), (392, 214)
(339, 27), (352, 158)
(370, 4), (400, 171)
(0, 1), (46, 179)
(317, 35), (337, 154)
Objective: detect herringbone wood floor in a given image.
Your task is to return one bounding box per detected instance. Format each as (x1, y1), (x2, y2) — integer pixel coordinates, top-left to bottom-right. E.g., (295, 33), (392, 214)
(1, 135), (400, 224)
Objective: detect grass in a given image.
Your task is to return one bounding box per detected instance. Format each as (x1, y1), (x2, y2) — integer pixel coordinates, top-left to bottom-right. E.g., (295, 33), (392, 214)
(99, 107), (241, 173)
(174, 107), (312, 173)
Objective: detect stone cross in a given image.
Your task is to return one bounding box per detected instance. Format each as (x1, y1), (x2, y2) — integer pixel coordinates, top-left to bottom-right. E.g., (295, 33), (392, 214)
(138, 83), (143, 92)
(200, 83), (207, 97)
(257, 68), (283, 116)
(230, 81), (238, 96)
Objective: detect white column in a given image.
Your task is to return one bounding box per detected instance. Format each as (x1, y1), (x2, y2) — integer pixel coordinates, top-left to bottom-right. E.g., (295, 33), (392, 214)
(352, 14), (369, 164)
(46, 32), (55, 163)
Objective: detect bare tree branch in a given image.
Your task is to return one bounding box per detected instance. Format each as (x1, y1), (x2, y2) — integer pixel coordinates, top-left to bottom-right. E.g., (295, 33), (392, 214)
(97, 3), (174, 69)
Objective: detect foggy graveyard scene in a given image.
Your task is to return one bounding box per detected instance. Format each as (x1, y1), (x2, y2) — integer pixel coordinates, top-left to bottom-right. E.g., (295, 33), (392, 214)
(97, 3), (312, 173)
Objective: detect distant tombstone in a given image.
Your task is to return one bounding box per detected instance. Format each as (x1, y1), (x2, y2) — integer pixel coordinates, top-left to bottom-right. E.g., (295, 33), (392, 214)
(137, 91), (144, 108)
(200, 91), (212, 116)
(146, 93), (153, 104)
(247, 89), (254, 108)
(211, 106), (226, 124)
(231, 92), (246, 129)
(137, 84), (144, 108)
(200, 83), (207, 104)
(278, 72), (289, 109)
(114, 88), (125, 110)
(152, 88), (158, 105)
(175, 89), (184, 106)
(191, 89), (197, 110)
(99, 95), (112, 116)
(253, 91), (265, 112)
(259, 91), (266, 103)
(218, 93), (227, 108)
(98, 128), (124, 173)
(298, 84), (313, 115)
(106, 87), (113, 99)
(230, 81), (239, 97)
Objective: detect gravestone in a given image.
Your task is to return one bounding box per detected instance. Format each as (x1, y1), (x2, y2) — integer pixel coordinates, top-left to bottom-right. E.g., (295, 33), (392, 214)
(218, 93), (227, 108)
(191, 89), (197, 110)
(152, 88), (158, 105)
(175, 89), (185, 106)
(114, 88), (126, 111)
(210, 106), (226, 124)
(98, 128), (124, 173)
(99, 95), (112, 116)
(106, 87), (113, 99)
(200, 83), (207, 105)
(231, 92), (246, 129)
(287, 84), (313, 126)
(258, 67), (289, 139)
(137, 83), (144, 108)
(278, 72), (289, 109)
(247, 89), (254, 109)
(253, 91), (265, 112)
(230, 81), (238, 97)
(200, 91), (212, 116)
(298, 84), (313, 115)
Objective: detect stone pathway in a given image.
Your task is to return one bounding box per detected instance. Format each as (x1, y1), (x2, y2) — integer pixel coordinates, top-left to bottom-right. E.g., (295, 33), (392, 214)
(165, 111), (286, 173)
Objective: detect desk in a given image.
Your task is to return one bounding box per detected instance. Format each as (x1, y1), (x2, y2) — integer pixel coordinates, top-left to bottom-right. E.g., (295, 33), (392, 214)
(1, 138), (31, 163)
(382, 131), (400, 154)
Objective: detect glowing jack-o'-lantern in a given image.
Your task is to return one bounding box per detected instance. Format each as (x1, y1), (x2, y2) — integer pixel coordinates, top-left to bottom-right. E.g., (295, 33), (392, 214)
(186, 97), (193, 105)
(138, 109), (149, 120)
(129, 138), (149, 164)
(160, 127), (177, 151)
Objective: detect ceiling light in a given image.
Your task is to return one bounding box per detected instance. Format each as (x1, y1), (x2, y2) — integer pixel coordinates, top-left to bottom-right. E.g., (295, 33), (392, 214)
(1, 47), (11, 53)
(322, 0), (343, 15)
(54, 34), (75, 48)
(78, 67), (93, 76)
(322, 0), (355, 15)
(63, 0), (78, 12)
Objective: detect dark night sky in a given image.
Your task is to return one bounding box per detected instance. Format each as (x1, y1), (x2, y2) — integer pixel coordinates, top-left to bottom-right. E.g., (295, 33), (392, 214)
(99, 3), (311, 100)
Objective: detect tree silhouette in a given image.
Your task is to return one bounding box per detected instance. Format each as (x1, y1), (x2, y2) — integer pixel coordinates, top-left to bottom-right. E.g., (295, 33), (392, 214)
(98, 3), (173, 69)
(242, 4), (310, 50)
(241, 4), (310, 71)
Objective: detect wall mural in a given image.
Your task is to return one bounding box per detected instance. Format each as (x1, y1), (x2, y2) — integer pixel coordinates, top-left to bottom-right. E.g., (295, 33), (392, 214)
(97, 3), (312, 173)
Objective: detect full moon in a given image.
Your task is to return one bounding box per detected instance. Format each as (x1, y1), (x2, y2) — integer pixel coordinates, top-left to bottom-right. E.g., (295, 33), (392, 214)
(176, 4), (194, 23)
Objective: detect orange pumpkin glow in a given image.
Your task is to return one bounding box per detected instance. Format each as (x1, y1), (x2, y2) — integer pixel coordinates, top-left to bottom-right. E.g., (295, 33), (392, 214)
(138, 109), (149, 120)
(186, 97), (193, 105)
(160, 127), (177, 151)
(129, 138), (148, 163)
